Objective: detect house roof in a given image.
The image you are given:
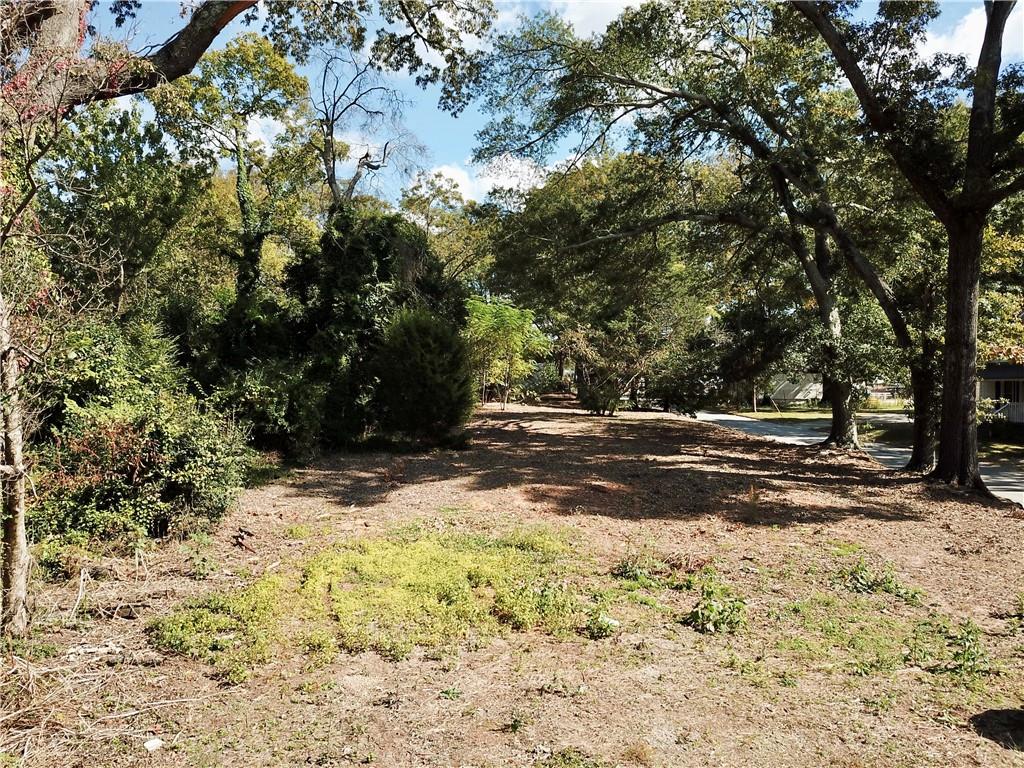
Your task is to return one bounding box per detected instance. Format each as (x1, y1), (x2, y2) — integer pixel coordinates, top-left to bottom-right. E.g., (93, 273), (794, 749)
(980, 362), (1024, 380)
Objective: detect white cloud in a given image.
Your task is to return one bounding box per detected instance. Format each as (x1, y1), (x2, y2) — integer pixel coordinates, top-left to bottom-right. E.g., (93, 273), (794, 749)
(492, 0), (639, 37)
(430, 155), (547, 201)
(921, 3), (1023, 63)
(550, 0), (641, 36)
(246, 115), (286, 148)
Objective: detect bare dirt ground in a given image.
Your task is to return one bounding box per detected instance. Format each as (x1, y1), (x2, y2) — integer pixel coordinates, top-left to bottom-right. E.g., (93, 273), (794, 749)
(4, 403), (1024, 767)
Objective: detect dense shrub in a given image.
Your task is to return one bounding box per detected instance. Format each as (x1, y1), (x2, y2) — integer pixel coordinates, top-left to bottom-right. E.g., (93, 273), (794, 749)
(372, 309), (475, 442)
(577, 371), (624, 416)
(177, 205), (471, 454)
(212, 358), (325, 458)
(30, 322), (246, 541)
(523, 362), (570, 398)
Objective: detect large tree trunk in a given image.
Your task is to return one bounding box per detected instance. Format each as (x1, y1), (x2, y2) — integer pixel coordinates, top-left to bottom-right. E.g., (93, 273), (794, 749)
(933, 218), (985, 487)
(822, 374), (859, 448)
(0, 291), (30, 637)
(906, 340), (940, 472)
(800, 230), (859, 449)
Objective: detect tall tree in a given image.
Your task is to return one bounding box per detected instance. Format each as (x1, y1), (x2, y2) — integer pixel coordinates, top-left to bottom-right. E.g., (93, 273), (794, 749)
(149, 33), (316, 298)
(793, 0), (1024, 488)
(38, 102), (206, 314)
(311, 52), (418, 210)
(471, 3), (942, 452)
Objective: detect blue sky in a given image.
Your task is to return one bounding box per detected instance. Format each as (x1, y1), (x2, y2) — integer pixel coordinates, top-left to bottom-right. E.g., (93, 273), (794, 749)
(106, 1), (1024, 203)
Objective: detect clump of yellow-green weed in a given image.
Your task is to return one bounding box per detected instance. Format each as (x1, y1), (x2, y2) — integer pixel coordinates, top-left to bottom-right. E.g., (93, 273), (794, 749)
(299, 526), (579, 660)
(148, 574), (285, 683)
(152, 524), (586, 680)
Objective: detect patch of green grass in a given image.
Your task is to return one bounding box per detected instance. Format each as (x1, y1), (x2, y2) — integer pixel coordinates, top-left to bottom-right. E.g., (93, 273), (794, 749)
(780, 593), (908, 674)
(723, 652), (771, 687)
(828, 539), (864, 558)
(835, 557), (922, 605)
(153, 524), (588, 678)
(1, 637), (59, 660)
(299, 627), (337, 668)
(301, 529), (579, 659)
(775, 591), (992, 688)
(148, 573), (286, 683)
(284, 523), (312, 540)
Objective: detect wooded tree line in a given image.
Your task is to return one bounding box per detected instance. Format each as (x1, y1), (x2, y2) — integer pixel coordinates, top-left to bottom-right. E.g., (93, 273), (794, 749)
(469, 0), (1023, 480)
(0, 0), (1021, 638)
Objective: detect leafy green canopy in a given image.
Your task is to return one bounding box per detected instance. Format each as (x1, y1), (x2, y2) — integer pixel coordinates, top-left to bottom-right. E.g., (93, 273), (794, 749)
(39, 103), (207, 315)
(465, 298), (550, 402)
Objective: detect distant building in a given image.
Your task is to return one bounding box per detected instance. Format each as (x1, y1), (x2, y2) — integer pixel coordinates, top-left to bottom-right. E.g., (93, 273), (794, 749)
(980, 361), (1024, 424)
(765, 374), (900, 406)
(767, 373), (822, 404)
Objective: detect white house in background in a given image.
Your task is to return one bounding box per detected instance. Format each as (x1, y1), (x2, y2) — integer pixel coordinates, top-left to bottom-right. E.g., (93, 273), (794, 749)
(980, 362), (1024, 424)
(767, 373), (822, 403)
(766, 374), (901, 405)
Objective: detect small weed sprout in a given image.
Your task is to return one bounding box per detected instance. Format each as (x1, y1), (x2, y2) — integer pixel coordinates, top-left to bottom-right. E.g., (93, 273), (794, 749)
(837, 558), (921, 605)
(682, 571), (746, 634)
(584, 607), (620, 639)
(503, 710), (531, 733)
(947, 619), (991, 679)
(1006, 592), (1024, 632)
(186, 532), (218, 580)
(612, 549), (669, 588)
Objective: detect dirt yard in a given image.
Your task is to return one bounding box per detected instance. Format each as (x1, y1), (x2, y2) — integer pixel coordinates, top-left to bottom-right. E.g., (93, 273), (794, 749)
(4, 403), (1024, 767)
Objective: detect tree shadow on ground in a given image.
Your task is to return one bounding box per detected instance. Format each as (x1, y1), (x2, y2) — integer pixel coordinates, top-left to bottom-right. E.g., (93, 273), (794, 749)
(970, 709), (1024, 750)
(273, 406), (990, 529)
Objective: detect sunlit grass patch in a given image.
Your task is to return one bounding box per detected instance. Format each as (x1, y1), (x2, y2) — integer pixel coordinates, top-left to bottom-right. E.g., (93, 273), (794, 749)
(150, 524), (586, 677)
(835, 557), (922, 605)
(148, 574), (286, 683)
(771, 589), (996, 689)
(300, 527), (579, 659)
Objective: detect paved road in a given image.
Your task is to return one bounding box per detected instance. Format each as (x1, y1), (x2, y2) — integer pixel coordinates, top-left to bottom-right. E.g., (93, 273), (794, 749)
(695, 411), (1024, 505)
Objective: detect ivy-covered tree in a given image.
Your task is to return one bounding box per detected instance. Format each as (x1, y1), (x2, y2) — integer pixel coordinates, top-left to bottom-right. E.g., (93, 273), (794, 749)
(149, 33), (317, 298)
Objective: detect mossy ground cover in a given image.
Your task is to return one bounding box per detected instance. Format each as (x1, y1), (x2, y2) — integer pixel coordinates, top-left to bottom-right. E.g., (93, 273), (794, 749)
(149, 524), (589, 679)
